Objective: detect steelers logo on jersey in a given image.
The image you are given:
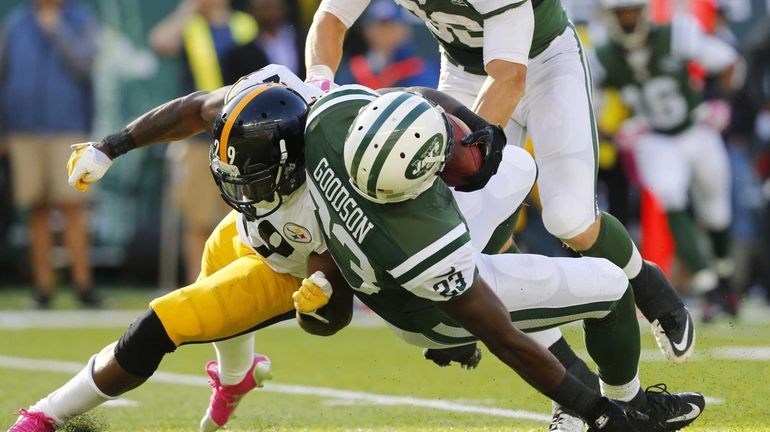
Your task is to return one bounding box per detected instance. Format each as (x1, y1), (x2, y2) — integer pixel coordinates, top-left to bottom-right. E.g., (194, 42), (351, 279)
(283, 222), (312, 243)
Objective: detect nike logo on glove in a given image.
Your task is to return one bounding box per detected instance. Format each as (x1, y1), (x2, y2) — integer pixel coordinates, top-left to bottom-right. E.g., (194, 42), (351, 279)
(666, 403), (701, 423)
(672, 317), (691, 352)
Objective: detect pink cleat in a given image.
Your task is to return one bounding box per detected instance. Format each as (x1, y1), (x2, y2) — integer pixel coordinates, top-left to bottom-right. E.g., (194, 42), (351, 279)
(199, 354), (272, 432)
(8, 409), (56, 432)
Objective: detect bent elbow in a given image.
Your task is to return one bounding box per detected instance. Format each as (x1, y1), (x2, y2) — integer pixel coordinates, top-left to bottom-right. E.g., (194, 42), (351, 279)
(486, 60), (527, 94)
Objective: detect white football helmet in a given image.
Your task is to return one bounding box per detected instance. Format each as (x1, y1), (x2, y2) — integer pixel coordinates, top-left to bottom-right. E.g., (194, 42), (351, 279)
(344, 91), (452, 204)
(599, 0), (650, 50)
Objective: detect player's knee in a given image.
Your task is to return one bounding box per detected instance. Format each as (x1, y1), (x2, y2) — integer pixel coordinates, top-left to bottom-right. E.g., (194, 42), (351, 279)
(541, 195), (596, 240)
(589, 257), (629, 300)
(149, 284), (229, 345)
(114, 309), (177, 378)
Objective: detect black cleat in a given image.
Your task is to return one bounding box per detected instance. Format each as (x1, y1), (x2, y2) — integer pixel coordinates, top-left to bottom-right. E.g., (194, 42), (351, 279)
(640, 384), (705, 431)
(423, 343), (481, 369)
(631, 261), (695, 363)
(651, 307), (695, 363)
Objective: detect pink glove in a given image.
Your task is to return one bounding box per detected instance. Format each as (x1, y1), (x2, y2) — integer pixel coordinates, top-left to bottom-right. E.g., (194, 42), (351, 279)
(695, 99), (731, 131)
(305, 64), (339, 93)
(614, 117), (650, 150)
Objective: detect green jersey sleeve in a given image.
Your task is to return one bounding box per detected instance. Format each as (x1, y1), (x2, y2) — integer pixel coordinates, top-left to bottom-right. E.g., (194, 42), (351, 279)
(388, 223), (477, 301)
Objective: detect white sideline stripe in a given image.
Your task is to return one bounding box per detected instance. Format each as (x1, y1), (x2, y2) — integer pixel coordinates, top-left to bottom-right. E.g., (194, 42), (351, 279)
(0, 355), (550, 423)
(710, 346), (770, 361)
(577, 347), (770, 362)
(704, 396), (725, 405)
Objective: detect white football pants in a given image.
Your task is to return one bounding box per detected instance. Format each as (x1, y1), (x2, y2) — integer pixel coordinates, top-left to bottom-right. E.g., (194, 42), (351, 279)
(634, 124), (732, 230)
(438, 25), (600, 241)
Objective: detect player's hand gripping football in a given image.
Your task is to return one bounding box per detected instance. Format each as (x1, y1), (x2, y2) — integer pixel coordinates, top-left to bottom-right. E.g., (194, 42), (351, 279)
(293, 271), (333, 323)
(586, 397), (647, 432)
(454, 124), (506, 193)
(67, 142), (113, 192)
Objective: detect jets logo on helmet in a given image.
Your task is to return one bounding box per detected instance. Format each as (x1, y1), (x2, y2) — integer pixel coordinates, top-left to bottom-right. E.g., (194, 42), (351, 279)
(344, 91), (453, 204)
(210, 83), (309, 220)
(406, 133), (445, 179)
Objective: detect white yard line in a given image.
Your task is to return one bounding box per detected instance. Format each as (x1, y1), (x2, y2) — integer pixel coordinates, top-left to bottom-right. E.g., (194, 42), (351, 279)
(3, 300), (770, 329)
(0, 355), (550, 423)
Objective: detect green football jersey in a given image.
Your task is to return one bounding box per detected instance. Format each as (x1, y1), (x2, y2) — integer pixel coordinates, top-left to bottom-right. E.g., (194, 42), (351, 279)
(304, 85), (479, 341)
(393, 0), (568, 75)
(595, 25), (701, 135)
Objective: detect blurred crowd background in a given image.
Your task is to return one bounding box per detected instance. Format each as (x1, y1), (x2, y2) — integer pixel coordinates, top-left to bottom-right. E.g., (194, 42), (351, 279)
(0, 0), (769, 320)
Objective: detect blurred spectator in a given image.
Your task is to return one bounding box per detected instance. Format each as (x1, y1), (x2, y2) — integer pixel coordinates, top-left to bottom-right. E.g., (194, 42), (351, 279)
(0, 0), (100, 308)
(0, 141), (12, 271)
(148, 0), (256, 284)
(253, 0), (303, 75)
(744, 16), (770, 301)
(591, 4), (741, 321)
(224, 0), (304, 83)
(335, 0), (438, 89)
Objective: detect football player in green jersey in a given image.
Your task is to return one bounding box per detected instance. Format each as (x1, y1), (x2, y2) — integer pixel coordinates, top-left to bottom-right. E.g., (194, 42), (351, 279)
(592, 0), (740, 321)
(295, 84), (706, 432)
(305, 0), (697, 427)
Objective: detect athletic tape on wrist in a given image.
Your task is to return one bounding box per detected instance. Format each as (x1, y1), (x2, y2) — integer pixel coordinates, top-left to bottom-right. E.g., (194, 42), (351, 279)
(306, 64), (335, 82)
(100, 128), (137, 159)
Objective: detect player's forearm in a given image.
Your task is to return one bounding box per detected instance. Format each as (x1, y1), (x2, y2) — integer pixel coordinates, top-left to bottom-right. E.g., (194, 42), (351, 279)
(404, 87), (491, 131)
(438, 284), (564, 391)
(437, 280), (602, 418)
(296, 282), (353, 336)
(305, 11), (347, 75)
(298, 252), (355, 336)
(472, 60), (527, 127)
(297, 296), (352, 336)
(95, 88), (227, 159)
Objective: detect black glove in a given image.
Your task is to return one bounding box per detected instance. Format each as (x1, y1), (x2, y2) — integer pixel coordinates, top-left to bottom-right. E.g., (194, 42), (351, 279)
(586, 398), (648, 432)
(454, 124), (506, 193)
(423, 343), (482, 369)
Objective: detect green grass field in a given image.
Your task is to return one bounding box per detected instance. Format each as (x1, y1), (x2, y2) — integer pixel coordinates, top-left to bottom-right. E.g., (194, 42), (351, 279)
(1, 290), (769, 431)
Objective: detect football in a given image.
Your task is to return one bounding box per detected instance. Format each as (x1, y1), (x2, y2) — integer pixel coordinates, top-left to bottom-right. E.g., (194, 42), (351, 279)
(440, 113), (483, 187)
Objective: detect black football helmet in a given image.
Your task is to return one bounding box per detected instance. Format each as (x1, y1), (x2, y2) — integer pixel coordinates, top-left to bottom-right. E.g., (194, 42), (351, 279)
(210, 83), (309, 220)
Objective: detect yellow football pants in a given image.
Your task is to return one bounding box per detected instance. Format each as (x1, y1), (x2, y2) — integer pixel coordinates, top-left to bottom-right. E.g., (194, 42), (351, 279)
(150, 211), (301, 346)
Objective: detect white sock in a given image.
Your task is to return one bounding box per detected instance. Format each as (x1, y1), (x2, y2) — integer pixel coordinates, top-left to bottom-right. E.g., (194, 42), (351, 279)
(600, 373), (641, 402)
(213, 332), (256, 385)
(29, 355), (116, 425)
(623, 244), (644, 279)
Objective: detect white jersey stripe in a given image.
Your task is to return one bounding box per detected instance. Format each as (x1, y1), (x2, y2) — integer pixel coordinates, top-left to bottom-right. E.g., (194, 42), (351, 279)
(389, 224), (467, 279)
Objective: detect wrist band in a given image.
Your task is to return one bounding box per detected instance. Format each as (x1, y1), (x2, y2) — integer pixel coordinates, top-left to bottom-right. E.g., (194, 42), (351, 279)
(100, 128), (137, 159)
(544, 372), (601, 420)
